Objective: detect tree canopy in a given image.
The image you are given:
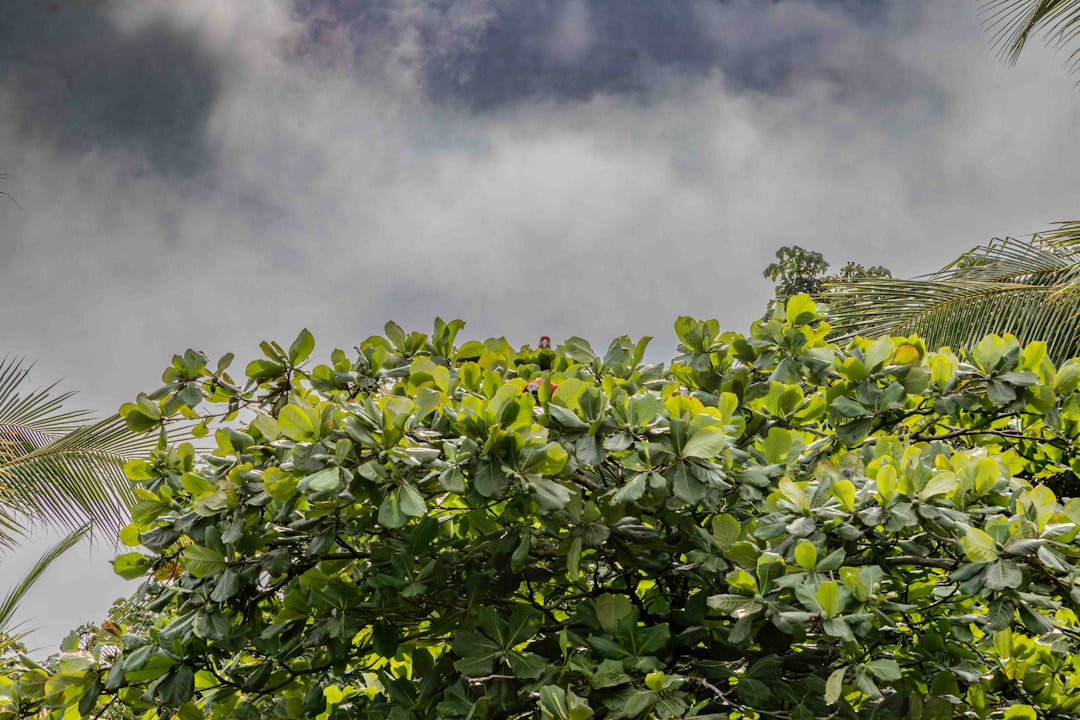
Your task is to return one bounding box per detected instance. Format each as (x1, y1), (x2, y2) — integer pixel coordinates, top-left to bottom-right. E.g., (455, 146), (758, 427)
(4, 302), (1080, 719)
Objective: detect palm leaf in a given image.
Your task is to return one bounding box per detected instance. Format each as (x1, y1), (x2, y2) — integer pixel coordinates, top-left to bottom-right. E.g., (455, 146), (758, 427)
(0, 415), (161, 546)
(0, 523), (91, 632)
(980, 0), (1080, 74)
(0, 357), (92, 436)
(826, 223), (1080, 363)
(0, 360), (163, 550)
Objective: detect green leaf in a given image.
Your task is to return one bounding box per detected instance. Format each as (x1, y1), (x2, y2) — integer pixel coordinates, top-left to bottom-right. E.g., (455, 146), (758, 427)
(707, 594), (756, 613)
(762, 427), (794, 464)
(277, 405), (316, 442)
(830, 395), (871, 418)
(919, 473), (958, 501)
(973, 335), (1006, 374)
(452, 630), (501, 676)
(288, 329), (315, 365)
(711, 514), (741, 550)
(986, 597), (1015, 632)
(540, 686), (594, 720)
(181, 545), (226, 578)
(567, 535), (582, 582)
(548, 403), (589, 430)
(831, 479), (856, 512)
(973, 457), (1000, 494)
(794, 541), (817, 571)
(245, 358), (286, 381)
(680, 426), (727, 459)
(987, 379), (1017, 404)
(817, 580), (841, 617)
(854, 670), (881, 699)
(379, 487), (424, 529)
(384, 321), (407, 351)
(962, 527), (999, 562)
(506, 650), (545, 679)
(786, 294), (818, 326)
(824, 667), (846, 705)
(865, 658), (902, 682)
(865, 336), (894, 372)
(521, 441), (569, 475)
(984, 559), (1023, 590)
(159, 665), (195, 706)
(836, 417), (874, 445)
(532, 478), (572, 511)
(113, 552), (152, 580)
(398, 484), (427, 517)
(210, 569), (240, 602)
(611, 473), (647, 504)
(778, 478), (807, 510)
(595, 594), (634, 636)
(298, 467), (341, 496)
(475, 458), (508, 498)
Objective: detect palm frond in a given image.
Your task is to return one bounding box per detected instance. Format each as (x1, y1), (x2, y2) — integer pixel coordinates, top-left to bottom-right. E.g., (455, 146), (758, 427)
(0, 358), (92, 437)
(980, 0), (1080, 74)
(0, 523), (90, 632)
(0, 415), (161, 549)
(826, 224), (1080, 362)
(0, 361), (166, 550)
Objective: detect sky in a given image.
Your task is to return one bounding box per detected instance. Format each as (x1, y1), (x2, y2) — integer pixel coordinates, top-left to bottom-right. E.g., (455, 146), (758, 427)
(2, 0), (1079, 649)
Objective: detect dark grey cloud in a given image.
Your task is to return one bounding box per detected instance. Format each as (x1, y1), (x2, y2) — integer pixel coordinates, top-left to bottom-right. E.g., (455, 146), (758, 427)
(1, 3), (222, 175)
(294, 0), (903, 108)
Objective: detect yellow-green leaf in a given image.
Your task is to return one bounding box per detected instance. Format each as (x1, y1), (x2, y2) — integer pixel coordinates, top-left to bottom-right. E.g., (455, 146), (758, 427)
(962, 527), (999, 562)
(681, 426), (727, 459)
(794, 541), (817, 571)
(817, 580), (840, 617)
(277, 405), (316, 442)
(181, 545), (226, 578)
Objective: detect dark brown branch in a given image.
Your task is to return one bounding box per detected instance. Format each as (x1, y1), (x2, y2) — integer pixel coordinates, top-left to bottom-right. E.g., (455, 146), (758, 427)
(848, 555), (957, 570)
(885, 555), (957, 570)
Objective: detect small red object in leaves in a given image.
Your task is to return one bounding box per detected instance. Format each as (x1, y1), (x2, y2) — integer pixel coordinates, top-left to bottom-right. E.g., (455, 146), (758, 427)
(523, 378), (557, 395)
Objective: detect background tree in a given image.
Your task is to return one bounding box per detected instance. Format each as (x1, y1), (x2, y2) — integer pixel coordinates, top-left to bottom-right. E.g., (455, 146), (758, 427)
(7, 309), (1080, 718)
(762, 245), (891, 301)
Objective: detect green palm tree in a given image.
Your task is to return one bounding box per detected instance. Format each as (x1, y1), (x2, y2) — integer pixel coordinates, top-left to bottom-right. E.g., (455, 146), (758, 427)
(825, 222), (1080, 362)
(981, 0), (1080, 75)
(0, 357), (159, 642)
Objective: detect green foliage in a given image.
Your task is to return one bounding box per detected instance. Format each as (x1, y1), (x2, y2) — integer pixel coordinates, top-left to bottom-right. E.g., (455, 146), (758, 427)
(7, 306), (1080, 719)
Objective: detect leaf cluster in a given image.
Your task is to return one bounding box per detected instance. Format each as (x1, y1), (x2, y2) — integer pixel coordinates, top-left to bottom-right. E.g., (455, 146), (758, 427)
(5, 306), (1080, 719)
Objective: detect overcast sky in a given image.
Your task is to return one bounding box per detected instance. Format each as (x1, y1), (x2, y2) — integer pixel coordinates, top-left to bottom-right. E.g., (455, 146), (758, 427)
(3, 0), (1079, 649)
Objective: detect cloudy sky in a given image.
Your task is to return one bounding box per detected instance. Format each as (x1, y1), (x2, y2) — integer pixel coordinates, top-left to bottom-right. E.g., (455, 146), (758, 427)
(3, 0), (1079, 648)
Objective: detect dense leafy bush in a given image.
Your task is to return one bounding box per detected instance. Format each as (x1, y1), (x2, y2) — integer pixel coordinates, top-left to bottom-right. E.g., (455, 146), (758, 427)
(4, 298), (1080, 719)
